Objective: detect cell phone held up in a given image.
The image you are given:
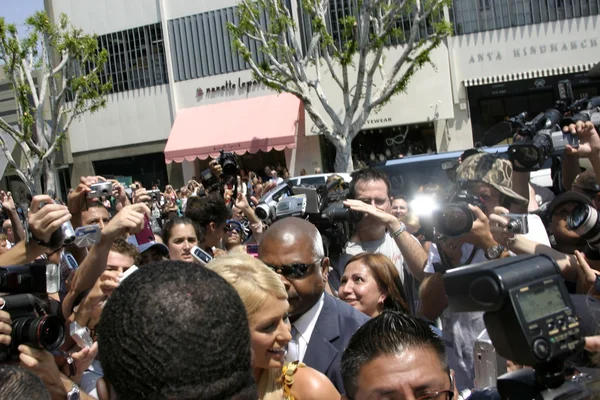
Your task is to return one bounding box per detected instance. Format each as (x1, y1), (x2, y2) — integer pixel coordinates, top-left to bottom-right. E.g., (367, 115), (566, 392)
(134, 214), (155, 246)
(191, 246), (213, 266)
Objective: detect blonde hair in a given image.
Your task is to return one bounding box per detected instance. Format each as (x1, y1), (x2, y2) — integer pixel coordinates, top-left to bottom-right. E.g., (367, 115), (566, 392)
(206, 253), (287, 400)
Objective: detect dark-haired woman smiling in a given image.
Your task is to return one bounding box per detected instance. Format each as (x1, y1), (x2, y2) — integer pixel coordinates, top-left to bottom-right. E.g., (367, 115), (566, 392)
(339, 252), (409, 318)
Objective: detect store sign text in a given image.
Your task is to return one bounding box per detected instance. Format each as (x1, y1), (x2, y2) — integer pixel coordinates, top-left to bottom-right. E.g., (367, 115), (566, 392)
(468, 37), (598, 64)
(196, 78), (266, 97)
(365, 117), (392, 125)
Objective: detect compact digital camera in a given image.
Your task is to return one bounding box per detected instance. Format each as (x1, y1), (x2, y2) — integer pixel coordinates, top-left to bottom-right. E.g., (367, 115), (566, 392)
(88, 182), (113, 199)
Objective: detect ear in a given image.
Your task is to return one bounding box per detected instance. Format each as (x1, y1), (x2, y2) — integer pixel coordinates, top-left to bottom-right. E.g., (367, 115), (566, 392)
(97, 377), (117, 400)
(209, 221), (217, 232)
(450, 369), (458, 395)
(321, 257), (330, 282)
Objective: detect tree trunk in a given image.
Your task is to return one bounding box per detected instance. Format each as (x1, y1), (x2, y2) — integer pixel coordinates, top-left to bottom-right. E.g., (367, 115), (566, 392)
(333, 140), (354, 173)
(44, 161), (58, 198)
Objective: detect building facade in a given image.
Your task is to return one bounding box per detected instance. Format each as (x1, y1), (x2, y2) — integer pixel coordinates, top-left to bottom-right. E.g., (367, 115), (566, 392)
(43, 0), (599, 188)
(448, 0), (600, 144)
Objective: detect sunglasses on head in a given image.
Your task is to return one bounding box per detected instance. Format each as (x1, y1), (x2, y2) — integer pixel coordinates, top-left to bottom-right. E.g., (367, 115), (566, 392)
(264, 259), (323, 279)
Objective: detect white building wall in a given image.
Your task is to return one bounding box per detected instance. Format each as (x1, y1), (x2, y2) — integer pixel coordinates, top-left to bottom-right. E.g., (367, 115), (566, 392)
(301, 45), (455, 136)
(448, 15), (600, 101)
(49, 0), (160, 35)
(165, 0), (240, 19)
(68, 85), (173, 153)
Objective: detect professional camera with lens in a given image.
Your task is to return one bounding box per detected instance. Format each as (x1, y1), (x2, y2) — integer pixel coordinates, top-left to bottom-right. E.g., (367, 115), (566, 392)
(217, 149), (239, 176)
(0, 260), (66, 361)
(255, 177), (361, 256)
(567, 203), (600, 250)
(562, 96), (600, 128)
(444, 254), (597, 399)
(508, 108), (579, 172)
(432, 189), (487, 238)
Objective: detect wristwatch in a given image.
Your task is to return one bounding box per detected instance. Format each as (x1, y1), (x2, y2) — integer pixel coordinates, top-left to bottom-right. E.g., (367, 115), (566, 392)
(26, 228), (52, 248)
(389, 222), (407, 239)
(485, 244), (506, 260)
(67, 382), (80, 400)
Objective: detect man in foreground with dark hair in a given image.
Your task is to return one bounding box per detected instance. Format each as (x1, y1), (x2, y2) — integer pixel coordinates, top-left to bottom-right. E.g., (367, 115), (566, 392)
(341, 311), (456, 400)
(96, 260), (257, 400)
(0, 365), (51, 400)
(185, 193), (229, 256)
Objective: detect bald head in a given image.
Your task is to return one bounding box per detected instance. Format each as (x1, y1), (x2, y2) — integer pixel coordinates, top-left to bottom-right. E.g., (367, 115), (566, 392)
(259, 217), (328, 321)
(260, 218), (324, 259)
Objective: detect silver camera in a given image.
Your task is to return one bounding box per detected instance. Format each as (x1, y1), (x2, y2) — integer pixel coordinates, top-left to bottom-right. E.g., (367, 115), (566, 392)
(474, 329), (507, 390)
(88, 182), (113, 199)
(42, 200), (75, 248)
(504, 213), (529, 235)
(275, 195), (307, 219)
(147, 189), (161, 202)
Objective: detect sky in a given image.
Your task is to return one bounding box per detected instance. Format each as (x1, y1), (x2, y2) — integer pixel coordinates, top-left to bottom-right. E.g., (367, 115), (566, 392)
(2, 0), (45, 27)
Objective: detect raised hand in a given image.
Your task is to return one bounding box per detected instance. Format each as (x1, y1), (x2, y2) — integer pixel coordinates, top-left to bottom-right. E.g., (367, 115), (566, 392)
(28, 195), (72, 244)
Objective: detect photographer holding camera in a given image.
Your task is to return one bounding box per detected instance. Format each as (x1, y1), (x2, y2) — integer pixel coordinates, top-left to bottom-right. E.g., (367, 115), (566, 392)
(339, 168), (429, 315)
(506, 122), (600, 293)
(419, 153), (551, 392)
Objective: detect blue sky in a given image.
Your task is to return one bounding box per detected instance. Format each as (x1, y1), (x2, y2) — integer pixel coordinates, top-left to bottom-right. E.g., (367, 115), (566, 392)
(2, 0), (45, 26)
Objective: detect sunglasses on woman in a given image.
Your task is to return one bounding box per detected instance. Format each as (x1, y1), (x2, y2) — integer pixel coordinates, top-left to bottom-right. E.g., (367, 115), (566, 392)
(264, 259), (323, 279)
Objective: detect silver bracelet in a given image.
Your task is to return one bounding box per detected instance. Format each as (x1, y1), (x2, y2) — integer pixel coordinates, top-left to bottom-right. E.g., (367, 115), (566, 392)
(390, 222), (406, 238)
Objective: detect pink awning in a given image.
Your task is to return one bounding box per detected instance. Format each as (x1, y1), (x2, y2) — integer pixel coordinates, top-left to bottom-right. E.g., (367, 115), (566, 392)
(164, 93), (303, 163)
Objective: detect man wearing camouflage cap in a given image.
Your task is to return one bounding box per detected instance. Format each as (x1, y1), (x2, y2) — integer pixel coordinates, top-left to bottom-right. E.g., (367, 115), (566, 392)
(419, 153), (544, 393)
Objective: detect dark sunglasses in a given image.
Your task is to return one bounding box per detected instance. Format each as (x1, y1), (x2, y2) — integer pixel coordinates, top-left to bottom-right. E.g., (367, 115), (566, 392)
(264, 259), (323, 279)
(224, 224), (242, 233)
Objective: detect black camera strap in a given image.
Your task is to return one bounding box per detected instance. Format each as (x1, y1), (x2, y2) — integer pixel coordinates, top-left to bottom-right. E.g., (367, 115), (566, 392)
(435, 242), (478, 274)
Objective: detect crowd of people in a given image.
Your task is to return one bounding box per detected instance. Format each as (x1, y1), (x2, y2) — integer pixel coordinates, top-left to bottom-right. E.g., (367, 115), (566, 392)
(2, 121), (600, 399)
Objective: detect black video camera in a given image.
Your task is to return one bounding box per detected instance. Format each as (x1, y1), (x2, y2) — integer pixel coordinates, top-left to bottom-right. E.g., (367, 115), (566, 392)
(444, 255), (592, 399)
(508, 108), (579, 172)
(217, 149), (239, 176)
(254, 177), (361, 256)
(432, 188), (487, 238)
(0, 261), (66, 361)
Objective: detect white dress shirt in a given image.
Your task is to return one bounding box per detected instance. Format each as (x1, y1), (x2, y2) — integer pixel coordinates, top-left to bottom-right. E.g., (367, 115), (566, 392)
(286, 293), (325, 363)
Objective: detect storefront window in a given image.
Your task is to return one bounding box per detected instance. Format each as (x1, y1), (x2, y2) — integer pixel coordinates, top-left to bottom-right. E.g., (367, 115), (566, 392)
(93, 153), (169, 189)
(352, 123), (437, 168)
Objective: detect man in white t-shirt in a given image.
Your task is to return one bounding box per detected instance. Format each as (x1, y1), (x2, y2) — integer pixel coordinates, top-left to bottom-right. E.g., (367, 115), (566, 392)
(338, 168), (429, 315)
(419, 154), (550, 393)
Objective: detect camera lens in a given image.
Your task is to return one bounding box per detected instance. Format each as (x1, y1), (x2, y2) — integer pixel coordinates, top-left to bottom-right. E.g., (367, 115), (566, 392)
(436, 204), (473, 237)
(507, 219), (522, 233)
(567, 204), (591, 231)
(222, 161), (237, 176)
(255, 204), (270, 221)
(12, 315), (65, 351)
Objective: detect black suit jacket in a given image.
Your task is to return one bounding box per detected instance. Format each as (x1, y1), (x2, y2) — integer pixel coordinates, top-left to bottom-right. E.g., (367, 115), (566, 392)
(303, 293), (370, 394)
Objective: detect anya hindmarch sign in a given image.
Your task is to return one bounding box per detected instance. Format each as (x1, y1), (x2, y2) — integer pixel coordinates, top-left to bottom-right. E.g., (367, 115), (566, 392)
(451, 15), (600, 83)
(466, 36), (598, 65)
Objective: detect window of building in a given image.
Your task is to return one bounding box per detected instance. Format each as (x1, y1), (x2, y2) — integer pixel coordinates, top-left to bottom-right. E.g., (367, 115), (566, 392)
(296, 0), (442, 55)
(168, 8), (271, 82)
(452, 0), (599, 35)
(96, 23), (168, 94)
